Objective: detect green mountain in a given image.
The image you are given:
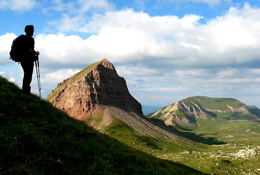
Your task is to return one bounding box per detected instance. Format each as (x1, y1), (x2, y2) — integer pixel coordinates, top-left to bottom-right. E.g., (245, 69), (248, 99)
(148, 96), (259, 130)
(0, 76), (204, 175)
(146, 96), (260, 174)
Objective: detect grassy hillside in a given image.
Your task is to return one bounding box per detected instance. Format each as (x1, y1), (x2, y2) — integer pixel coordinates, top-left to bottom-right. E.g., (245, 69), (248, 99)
(151, 96), (258, 123)
(182, 96), (244, 110)
(188, 96), (258, 120)
(248, 105), (260, 117)
(0, 76), (204, 175)
(146, 96), (260, 174)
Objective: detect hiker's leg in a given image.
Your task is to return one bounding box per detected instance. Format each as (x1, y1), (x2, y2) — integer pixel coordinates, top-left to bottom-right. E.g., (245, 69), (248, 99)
(21, 62), (34, 94)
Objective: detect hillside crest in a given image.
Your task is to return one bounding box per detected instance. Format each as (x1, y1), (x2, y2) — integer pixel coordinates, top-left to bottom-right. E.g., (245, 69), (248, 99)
(149, 96), (260, 128)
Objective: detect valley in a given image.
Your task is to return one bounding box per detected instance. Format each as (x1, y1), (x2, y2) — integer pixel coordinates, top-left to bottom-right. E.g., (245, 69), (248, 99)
(145, 96), (260, 174)
(43, 60), (260, 174)
(154, 118), (260, 174)
(105, 111), (260, 174)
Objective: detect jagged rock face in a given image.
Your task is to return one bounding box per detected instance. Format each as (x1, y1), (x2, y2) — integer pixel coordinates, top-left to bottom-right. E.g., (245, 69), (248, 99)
(150, 101), (213, 128)
(178, 101), (212, 120)
(47, 59), (142, 121)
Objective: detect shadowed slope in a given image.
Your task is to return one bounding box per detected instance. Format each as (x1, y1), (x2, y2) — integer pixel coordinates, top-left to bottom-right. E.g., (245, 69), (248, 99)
(0, 76), (205, 175)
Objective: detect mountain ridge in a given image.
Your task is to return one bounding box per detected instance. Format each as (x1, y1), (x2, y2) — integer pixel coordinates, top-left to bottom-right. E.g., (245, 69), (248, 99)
(148, 96), (260, 130)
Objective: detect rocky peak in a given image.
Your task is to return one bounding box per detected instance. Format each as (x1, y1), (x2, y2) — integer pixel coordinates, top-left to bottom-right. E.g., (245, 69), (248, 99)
(47, 59), (143, 120)
(100, 58), (115, 70)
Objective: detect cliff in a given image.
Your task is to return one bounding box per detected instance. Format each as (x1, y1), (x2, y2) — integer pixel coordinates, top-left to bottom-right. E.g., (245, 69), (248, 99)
(47, 59), (142, 121)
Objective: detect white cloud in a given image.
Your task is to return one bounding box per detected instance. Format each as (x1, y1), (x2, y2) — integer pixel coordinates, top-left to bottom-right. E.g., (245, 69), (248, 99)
(35, 33), (96, 66)
(42, 68), (81, 84)
(217, 69), (238, 78)
(41, 68), (81, 97)
(9, 77), (15, 82)
(46, 9), (204, 67)
(48, 3), (260, 70)
(52, 0), (73, 12)
(117, 65), (159, 76)
(0, 71), (16, 83)
(32, 3), (260, 106)
(203, 3), (260, 51)
(167, 0), (231, 5)
(49, 0), (114, 14)
(0, 0), (37, 11)
(174, 69), (212, 80)
(2, 2), (260, 107)
(51, 14), (86, 32)
(0, 33), (16, 65)
(77, 0), (115, 13)
(143, 87), (190, 92)
(249, 69), (260, 75)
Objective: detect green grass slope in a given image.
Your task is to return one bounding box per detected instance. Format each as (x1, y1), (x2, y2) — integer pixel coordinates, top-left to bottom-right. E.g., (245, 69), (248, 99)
(183, 96), (243, 109)
(0, 76), (204, 175)
(188, 96), (258, 120)
(248, 105), (260, 117)
(178, 96), (258, 120)
(147, 96), (260, 145)
(147, 97), (260, 174)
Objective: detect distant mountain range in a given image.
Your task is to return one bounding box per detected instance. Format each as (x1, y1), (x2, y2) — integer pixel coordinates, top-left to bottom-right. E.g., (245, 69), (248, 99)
(147, 96), (260, 130)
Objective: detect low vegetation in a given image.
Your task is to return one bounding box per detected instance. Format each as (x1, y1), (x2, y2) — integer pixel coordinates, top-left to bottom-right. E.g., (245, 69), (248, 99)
(166, 118), (260, 174)
(0, 76), (204, 175)
(146, 96), (260, 174)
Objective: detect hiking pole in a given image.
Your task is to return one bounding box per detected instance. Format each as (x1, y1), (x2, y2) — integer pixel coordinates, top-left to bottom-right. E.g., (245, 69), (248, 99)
(35, 56), (42, 99)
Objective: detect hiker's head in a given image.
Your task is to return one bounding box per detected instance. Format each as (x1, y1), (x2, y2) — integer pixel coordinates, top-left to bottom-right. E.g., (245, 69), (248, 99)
(25, 25), (34, 36)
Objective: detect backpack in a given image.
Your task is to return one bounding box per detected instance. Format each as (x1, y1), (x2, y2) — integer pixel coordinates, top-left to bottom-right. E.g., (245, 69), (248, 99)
(9, 35), (27, 62)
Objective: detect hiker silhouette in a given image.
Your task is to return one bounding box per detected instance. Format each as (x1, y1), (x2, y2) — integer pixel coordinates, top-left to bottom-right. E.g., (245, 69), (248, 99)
(21, 25), (40, 94)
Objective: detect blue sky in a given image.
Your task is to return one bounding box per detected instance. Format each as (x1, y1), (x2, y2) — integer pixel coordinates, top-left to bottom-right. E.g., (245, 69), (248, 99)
(1, 0), (260, 109)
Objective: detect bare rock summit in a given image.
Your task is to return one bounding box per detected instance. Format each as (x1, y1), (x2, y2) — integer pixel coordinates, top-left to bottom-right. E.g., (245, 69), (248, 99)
(47, 59), (142, 121)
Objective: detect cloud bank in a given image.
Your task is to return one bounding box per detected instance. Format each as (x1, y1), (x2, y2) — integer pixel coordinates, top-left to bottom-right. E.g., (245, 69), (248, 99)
(0, 0), (37, 11)
(1, 1), (260, 107)
(32, 3), (260, 76)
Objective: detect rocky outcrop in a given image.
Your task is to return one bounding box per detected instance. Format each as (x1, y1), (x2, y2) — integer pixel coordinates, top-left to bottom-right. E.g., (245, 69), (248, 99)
(47, 59), (142, 121)
(178, 101), (212, 120)
(152, 100), (214, 124)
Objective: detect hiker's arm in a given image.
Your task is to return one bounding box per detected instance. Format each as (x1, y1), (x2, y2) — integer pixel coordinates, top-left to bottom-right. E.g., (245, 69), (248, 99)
(30, 49), (40, 55)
